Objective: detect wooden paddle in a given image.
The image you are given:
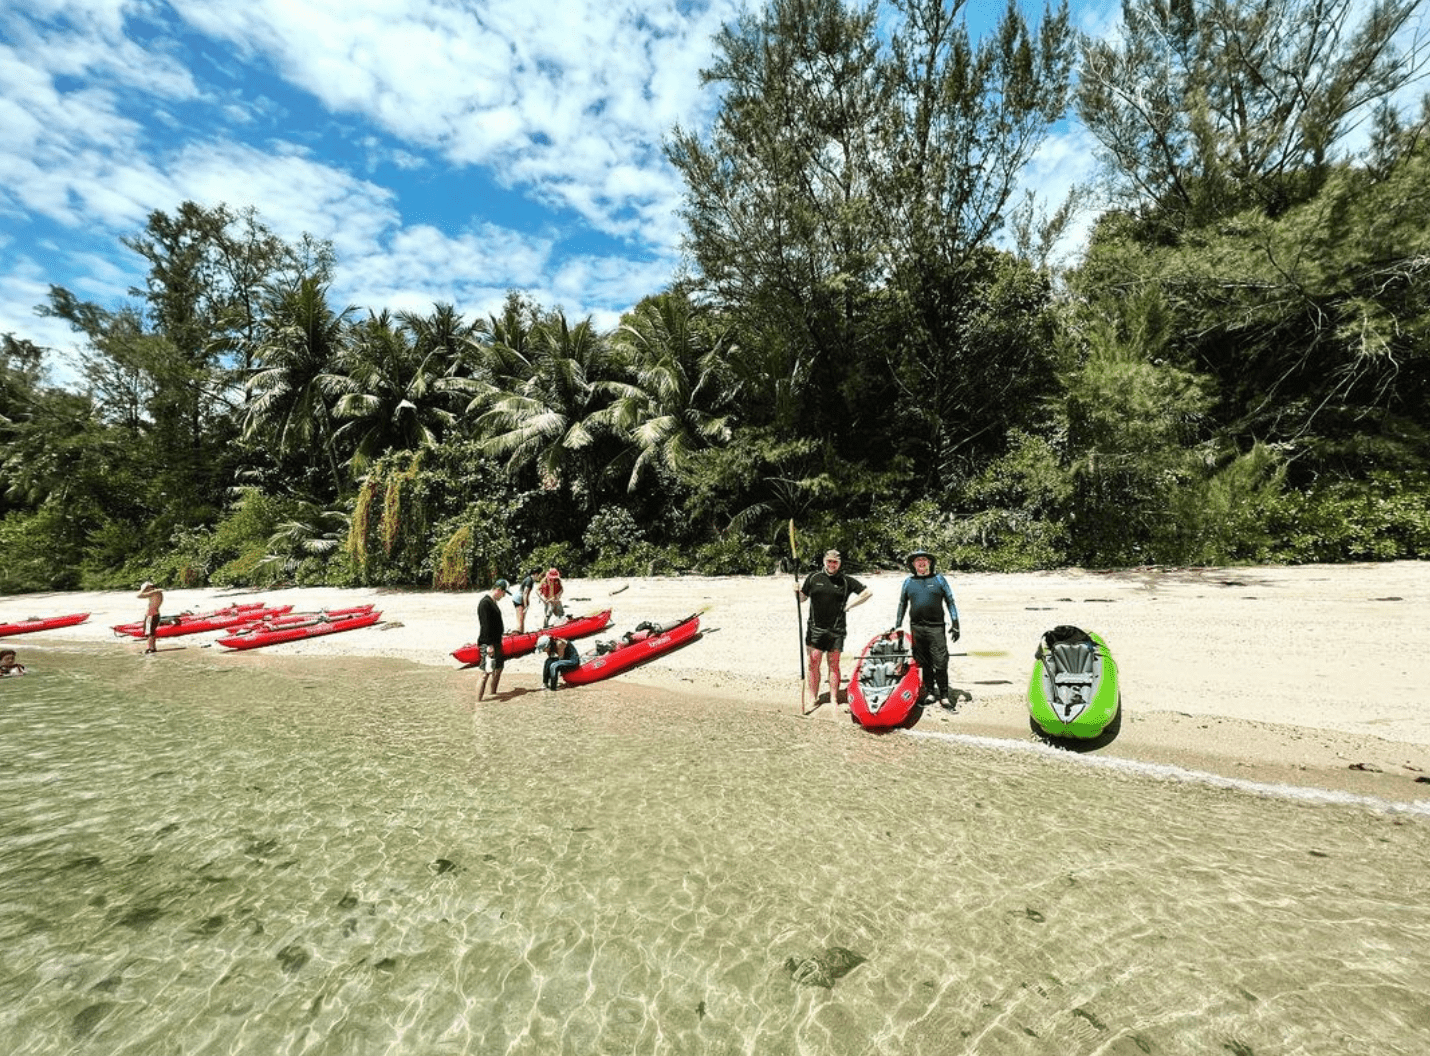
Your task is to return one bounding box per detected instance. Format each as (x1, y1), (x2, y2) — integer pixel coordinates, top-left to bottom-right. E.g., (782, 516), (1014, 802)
(790, 519), (807, 715)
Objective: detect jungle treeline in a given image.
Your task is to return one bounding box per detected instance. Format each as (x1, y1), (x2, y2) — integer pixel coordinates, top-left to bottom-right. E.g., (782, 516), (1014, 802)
(3, 0), (1428, 594)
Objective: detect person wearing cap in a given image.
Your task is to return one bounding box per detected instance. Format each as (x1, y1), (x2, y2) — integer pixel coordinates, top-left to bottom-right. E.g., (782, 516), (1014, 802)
(476, 579), (509, 701)
(797, 549), (871, 706)
(137, 580), (164, 654)
(536, 567), (565, 628)
(536, 633), (581, 690)
(893, 549), (961, 710)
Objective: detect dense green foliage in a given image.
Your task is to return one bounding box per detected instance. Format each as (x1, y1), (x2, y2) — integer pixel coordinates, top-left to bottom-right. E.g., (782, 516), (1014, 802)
(2, 0), (1427, 593)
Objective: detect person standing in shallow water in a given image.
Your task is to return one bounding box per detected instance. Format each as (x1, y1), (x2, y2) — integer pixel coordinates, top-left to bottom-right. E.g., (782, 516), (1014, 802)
(893, 549), (960, 710)
(797, 549), (871, 706)
(476, 579), (508, 702)
(137, 581), (164, 654)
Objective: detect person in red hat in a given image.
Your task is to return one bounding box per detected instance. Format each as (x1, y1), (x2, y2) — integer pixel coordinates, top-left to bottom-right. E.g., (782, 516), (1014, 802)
(536, 567), (565, 628)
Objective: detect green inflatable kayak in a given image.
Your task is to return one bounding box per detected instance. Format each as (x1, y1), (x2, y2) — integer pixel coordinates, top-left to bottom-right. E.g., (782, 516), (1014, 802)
(1028, 626), (1121, 740)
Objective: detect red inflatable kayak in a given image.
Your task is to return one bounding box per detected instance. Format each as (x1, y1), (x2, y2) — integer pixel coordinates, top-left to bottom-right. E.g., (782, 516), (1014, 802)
(847, 630), (923, 730)
(561, 614), (702, 686)
(451, 609), (613, 665)
(113, 602), (292, 638)
(216, 609), (383, 649)
(0, 612), (90, 637)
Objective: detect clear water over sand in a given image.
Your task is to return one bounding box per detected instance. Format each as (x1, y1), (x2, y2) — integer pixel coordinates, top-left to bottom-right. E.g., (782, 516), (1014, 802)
(3, 648), (1428, 1055)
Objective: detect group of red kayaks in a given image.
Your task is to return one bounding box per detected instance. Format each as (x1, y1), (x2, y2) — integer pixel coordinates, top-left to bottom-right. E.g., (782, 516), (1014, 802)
(5, 602), (702, 681)
(452, 609), (703, 686)
(104, 601), (381, 649)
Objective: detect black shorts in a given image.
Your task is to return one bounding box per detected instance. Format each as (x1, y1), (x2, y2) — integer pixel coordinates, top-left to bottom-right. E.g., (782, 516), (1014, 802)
(806, 625), (845, 653)
(143, 613), (162, 636)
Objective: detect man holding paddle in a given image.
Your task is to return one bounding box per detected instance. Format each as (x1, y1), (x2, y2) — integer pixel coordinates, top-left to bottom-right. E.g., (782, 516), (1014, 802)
(796, 549), (871, 710)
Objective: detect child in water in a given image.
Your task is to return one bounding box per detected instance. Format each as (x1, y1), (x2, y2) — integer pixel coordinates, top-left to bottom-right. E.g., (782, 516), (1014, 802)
(0, 649), (26, 676)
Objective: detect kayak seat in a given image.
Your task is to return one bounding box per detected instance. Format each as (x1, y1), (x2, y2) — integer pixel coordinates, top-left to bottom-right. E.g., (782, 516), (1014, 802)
(1052, 642), (1094, 674)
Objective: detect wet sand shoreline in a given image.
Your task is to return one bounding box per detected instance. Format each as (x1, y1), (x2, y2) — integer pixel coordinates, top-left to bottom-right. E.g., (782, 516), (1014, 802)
(7, 561), (1429, 804)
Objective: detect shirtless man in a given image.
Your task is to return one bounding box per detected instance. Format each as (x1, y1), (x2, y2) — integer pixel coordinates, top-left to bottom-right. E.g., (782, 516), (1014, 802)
(137, 581), (164, 654)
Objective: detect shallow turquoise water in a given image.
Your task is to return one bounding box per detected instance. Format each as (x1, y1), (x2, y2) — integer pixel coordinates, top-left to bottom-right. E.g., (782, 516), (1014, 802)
(2, 647), (1428, 1055)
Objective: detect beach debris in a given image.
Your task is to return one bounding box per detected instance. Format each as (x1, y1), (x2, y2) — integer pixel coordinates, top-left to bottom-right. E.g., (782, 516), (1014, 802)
(1415, 776), (1430, 785)
(1348, 762), (1383, 773)
(379, 620), (403, 630)
(784, 946), (866, 988)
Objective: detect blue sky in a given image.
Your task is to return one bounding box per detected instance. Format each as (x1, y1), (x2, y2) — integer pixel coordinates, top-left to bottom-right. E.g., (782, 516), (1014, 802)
(1, 0), (1117, 384)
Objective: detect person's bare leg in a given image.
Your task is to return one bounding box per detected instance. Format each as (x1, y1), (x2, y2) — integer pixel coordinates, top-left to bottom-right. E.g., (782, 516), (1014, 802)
(807, 648), (825, 702)
(827, 652), (843, 705)
(489, 670), (502, 697)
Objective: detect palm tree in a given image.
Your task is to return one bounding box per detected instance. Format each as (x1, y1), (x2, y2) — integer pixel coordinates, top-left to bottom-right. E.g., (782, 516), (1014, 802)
(474, 309), (629, 509)
(243, 276), (353, 495)
(604, 290), (739, 491)
(331, 311), (478, 473)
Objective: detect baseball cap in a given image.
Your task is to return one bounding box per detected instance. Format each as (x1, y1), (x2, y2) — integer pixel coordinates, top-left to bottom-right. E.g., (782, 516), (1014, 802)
(494, 579), (509, 590)
(536, 635), (551, 650)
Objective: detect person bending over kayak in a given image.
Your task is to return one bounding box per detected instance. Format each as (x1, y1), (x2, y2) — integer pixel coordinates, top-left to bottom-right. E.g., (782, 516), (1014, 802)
(476, 579), (509, 702)
(510, 568), (540, 633)
(536, 634), (581, 690)
(537, 568), (565, 627)
(893, 549), (960, 710)
(797, 549), (871, 706)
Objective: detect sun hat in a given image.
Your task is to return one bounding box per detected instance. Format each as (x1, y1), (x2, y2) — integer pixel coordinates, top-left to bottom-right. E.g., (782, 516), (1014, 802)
(906, 549), (938, 572)
(536, 635), (551, 650)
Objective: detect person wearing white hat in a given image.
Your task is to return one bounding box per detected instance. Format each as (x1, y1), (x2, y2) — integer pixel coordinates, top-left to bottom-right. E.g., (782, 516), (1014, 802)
(537, 633), (580, 690)
(137, 581), (164, 654)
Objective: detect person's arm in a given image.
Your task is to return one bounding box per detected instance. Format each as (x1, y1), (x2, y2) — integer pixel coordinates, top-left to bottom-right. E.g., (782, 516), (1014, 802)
(893, 580), (909, 629)
(846, 587), (871, 612)
(942, 576), (960, 639)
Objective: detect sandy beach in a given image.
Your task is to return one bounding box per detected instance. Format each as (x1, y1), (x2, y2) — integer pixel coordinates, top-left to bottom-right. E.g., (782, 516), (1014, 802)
(6, 561), (1430, 804)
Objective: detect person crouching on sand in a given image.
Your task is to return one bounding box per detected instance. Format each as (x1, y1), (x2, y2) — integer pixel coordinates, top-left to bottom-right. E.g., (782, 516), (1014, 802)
(537, 568), (565, 627)
(137, 581), (164, 654)
(0, 649), (26, 676)
(476, 579), (508, 702)
(536, 634), (580, 690)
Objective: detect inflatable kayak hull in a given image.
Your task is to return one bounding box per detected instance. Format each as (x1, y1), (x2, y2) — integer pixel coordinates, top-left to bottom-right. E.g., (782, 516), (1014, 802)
(217, 610), (383, 649)
(1, 612), (90, 637)
(561, 615), (701, 686)
(847, 630), (923, 730)
(451, 609), (614, 665)
(113, 602), (282, 638)
(1028, 627), (1121, 739)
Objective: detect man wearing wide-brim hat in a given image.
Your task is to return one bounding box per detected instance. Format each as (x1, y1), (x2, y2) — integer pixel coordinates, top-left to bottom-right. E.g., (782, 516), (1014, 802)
(892, 549), (960, 710)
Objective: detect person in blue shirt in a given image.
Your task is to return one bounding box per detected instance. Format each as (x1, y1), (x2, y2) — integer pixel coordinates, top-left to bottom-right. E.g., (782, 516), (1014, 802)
(893, 549), (960, 710)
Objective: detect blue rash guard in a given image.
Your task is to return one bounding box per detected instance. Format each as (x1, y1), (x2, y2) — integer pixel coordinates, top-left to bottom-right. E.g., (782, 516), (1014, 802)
(895, 574), (958, 628)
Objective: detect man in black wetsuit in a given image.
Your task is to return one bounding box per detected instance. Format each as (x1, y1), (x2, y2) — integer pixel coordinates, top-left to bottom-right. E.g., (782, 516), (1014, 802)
(797, 549), (872, 707)
(893, 549), (960, 710)
(476, 579), (509, 702)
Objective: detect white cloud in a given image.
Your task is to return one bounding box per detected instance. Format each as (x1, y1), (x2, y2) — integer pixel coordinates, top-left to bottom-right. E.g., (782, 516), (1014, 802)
(165, 0), (737, 239)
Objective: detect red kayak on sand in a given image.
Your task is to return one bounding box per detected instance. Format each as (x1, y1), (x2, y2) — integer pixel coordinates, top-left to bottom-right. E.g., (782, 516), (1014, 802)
(216, 610), (383, 650)
(561, 614), (702, 686)
(113, 603), (293, 639)
(1, 612), (90, 637)
(451, 609), (613, 665)
(847, 630), (923, 730)
(235, 604), (375, 629)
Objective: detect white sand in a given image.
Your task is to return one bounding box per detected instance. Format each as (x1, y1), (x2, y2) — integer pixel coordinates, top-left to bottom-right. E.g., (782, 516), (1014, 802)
(6, 562), (1430, 802)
